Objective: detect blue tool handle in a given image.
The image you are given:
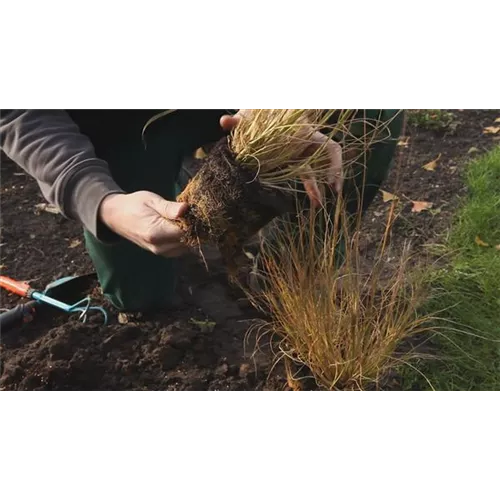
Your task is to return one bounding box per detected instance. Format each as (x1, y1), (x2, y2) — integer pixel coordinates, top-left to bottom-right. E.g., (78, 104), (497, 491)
(0, 301), (38, 333)
(31, 291), (73, 312)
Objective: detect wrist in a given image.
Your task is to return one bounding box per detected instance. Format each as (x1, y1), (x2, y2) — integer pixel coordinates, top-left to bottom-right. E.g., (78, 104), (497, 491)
(99, 193), (126, 229)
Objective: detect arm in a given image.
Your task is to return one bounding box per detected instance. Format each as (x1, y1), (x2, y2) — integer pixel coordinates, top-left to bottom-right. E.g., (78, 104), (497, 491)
(0, 109), (124, 241)
(0, 110), (189, 257)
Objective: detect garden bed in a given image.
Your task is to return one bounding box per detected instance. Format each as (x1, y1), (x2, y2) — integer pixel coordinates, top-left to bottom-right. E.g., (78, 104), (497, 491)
(1, 109), (499, 390)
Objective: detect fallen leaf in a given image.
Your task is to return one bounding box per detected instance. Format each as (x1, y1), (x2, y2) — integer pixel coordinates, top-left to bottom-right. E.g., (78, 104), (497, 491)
(35, 203), (61, 215)
(373, 211), (384, 217)
(495, 118), (500, 123)
(194, 147), (207, 159)
(381, 190), (399, 203)
(398, 137), (410, 148)
(475, 236), (490, 248)
(411, 201), (433, 213)
(468, 147), (480, 154)
(68, 239), (82, 249)
(483, 126), (500, 135)
(118, 313), (129, 325)
(422, 153), (442, 172)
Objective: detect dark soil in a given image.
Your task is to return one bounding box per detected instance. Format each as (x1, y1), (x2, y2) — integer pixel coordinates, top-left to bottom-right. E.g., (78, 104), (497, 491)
(364, 110), (500, 256)
(1, 109), (499, 391)
(177, 138), (294, 271)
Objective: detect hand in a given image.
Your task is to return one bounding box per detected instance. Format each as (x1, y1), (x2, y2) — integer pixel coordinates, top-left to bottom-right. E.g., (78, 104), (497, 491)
(99, 191), (189, 258)
(220, 110), (343, 208)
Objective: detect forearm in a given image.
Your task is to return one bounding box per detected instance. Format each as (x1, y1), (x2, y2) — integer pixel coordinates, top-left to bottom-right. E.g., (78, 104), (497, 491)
(0, 110), (124, 240)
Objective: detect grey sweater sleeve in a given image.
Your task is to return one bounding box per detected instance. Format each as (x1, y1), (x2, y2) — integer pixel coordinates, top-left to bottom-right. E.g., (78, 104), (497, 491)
(0, 110), (125, 241)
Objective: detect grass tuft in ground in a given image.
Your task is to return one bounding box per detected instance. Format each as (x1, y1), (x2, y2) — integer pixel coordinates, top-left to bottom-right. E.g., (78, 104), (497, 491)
(407, 109), (455, 131)
(246, 196), (438, 391)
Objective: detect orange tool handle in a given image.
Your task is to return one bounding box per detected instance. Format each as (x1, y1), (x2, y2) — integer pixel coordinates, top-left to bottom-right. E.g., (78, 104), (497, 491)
(0, 276), (32, 298)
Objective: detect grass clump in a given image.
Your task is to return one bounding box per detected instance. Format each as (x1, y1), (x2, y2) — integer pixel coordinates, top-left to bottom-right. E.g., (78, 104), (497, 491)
(403, 146), (500, 390)
(246, 197), (437, 391)
(407, 109), (455, 131)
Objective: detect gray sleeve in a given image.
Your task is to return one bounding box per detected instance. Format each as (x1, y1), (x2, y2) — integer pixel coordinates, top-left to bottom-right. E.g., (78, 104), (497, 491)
(0, 110), (124, 241)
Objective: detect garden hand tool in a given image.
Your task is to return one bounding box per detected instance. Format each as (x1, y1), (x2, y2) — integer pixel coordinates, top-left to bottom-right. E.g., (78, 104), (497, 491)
(0, 273), (108, 332)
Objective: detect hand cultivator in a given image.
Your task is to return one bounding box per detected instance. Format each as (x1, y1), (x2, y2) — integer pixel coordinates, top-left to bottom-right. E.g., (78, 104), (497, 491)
(0, 273), (108, 332)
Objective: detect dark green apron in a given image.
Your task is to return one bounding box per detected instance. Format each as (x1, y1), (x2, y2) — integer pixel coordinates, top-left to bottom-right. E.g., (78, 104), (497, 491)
(340, 110), (405, 218)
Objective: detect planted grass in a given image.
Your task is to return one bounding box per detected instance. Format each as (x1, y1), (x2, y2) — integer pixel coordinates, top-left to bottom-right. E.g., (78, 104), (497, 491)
(403, 146), (500, 390)
(246, 195), (438, 391)
(407, 109), (455, 131)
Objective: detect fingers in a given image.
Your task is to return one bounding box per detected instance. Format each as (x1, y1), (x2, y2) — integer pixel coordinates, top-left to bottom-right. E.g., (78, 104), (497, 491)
(303, 179), (322, 208)
(301, 166), (322, 208)
(220, 110), (250, 132)
(149, 194), (189, 220)
(145, 221), (188, 258)
(144, 194), (189, 256)
(308, 131), (343, 193)
(220, 115), (241, 132)
(326, 140), (343, 193)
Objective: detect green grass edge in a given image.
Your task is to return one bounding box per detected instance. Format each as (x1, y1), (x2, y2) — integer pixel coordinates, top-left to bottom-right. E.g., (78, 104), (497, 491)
(402, 146), (500, 391)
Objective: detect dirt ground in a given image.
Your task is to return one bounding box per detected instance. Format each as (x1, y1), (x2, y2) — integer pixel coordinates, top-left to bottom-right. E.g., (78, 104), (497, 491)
(1, 110), (499, 391)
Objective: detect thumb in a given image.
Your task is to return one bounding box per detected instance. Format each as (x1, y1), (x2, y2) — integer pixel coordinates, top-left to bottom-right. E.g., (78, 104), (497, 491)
(220, 110), (250, 132)
(220, 114), (241, 132)
(148, 194), (188, 220)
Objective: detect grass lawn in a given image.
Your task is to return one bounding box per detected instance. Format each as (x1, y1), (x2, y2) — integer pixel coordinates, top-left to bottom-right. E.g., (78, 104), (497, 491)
(404, 146), (500, 390)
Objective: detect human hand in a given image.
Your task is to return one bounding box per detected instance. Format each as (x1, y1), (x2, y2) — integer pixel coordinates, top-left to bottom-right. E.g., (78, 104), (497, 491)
(99, 191), (189, 258)
(220, 110), (343, 208)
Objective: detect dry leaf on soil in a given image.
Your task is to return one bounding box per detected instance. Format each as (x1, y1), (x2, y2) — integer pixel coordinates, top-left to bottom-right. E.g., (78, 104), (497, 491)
(411, 201), (433, 213)
(381, 190), (399, 203)
(475, 236), (490, 248)
(35, 203), (61, 215)
(194, 147), (207, 159)
(468, 147), (480, 154)
(398, 137), (410, 148)
(422, 153), (442, 172)
(483, 126), (500, 135)
(68, 239), (82, 249)
(118, 313), (129, 325)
